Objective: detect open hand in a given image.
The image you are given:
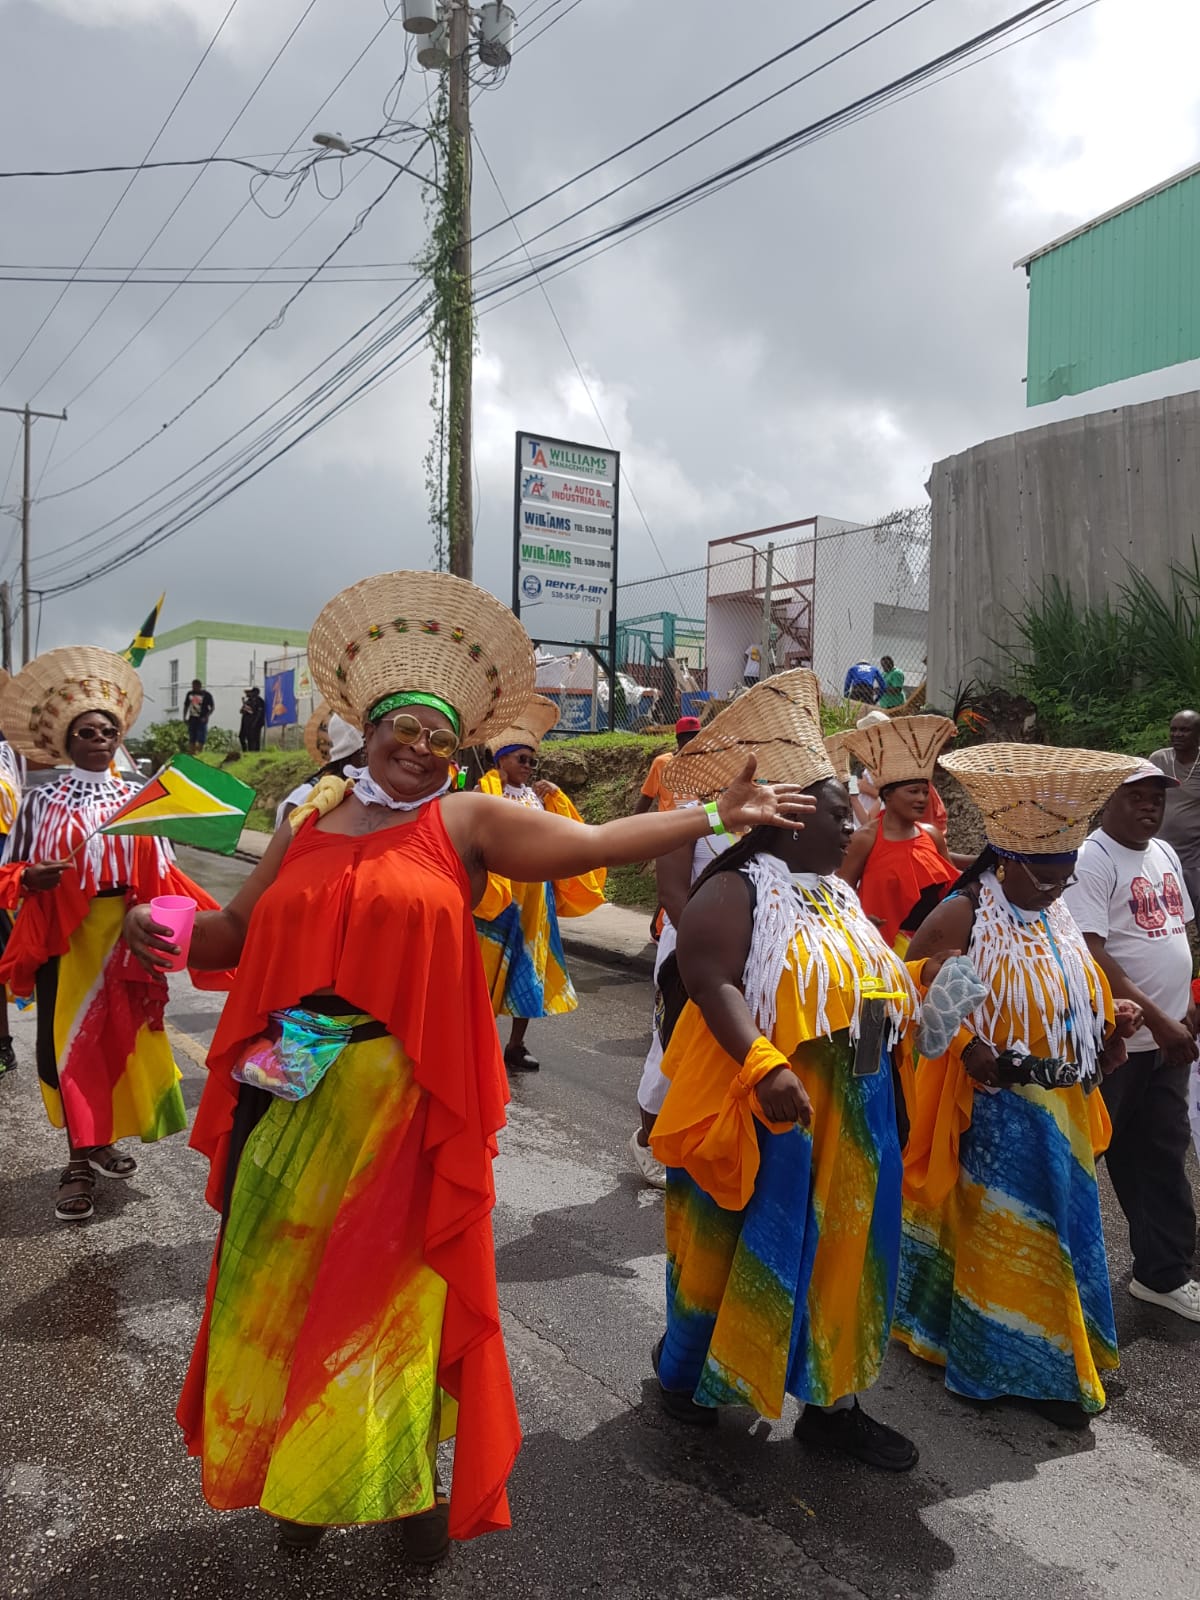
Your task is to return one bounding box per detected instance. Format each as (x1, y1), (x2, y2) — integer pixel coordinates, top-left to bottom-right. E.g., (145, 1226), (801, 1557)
(123, 904), (181, 974)
(22, 860), (69, 893)
(755, 1064), (814, 1127)
(716, 756), (817, 835)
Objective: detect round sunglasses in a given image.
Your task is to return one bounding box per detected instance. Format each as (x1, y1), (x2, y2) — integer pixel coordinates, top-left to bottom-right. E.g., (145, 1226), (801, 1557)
(375, 712), (459, 760)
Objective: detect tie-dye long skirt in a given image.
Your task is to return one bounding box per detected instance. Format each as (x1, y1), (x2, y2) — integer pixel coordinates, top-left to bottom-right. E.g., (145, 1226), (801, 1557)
(893, 1083), (1118, 1412)
(35, 893), (185, 1146)
(475, 879), (576, 1019)
(658, 1031), (903, 1416)
(198, 1031), (456, 1526)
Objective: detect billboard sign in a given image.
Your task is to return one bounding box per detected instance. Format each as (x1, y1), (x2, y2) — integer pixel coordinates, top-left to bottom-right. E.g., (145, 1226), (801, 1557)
(513, 432), (619, 618)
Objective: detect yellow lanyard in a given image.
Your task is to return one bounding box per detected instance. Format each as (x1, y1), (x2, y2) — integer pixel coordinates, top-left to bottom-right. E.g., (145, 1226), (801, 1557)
(796, 880), (907, 1003)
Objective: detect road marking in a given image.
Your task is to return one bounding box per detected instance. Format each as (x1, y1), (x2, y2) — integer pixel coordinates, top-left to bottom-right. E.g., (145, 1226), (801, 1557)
(167, 1024), (209, 1071)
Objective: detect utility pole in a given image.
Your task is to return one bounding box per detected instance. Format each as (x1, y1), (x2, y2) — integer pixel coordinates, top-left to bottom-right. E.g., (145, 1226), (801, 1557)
(446, 0), (474, 579)
(0, 581), (11, 674)
(401, 1), (516, 581)
(0, 402), (67, 664)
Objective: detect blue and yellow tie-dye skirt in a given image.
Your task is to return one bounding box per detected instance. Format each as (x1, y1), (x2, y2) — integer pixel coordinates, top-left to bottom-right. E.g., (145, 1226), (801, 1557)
(658, 1030), (903, 1417)
(893, 1082), (1118, 1412)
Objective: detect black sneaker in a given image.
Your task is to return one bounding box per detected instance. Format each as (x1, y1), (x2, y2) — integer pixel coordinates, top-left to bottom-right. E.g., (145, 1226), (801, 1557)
(275, 1519), (325, 1553)
(1029, 1397), (1094, 1431)
(0, 1036), (15, 1076)
(795, 1400), (919, 1472)
(652, 1336), (718, 1428)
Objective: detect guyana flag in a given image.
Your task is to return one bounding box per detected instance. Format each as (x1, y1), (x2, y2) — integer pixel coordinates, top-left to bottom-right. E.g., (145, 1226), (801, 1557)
(122, 594), (165, 668)
(100, 755), (255, 856)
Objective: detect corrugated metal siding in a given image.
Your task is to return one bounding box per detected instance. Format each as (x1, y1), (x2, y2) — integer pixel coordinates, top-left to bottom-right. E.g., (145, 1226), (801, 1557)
(1026, 168), (1200, 404)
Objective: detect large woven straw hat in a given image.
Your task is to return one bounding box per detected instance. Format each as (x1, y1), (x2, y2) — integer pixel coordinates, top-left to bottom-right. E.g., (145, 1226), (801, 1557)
(308, 570), (535, 747)
(664, 669), (834, 797)
(842, 714), (956, 789)
(0, 646), (143, 761)
(487, 693), (559, 757)
(824, 732), (853, 785)
(940, 743), (1143, 855)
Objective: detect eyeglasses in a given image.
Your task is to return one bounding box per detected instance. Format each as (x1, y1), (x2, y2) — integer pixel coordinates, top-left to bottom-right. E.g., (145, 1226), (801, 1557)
(508, 751), (538, 771)
(72, 725), (118, 743)
(1016, 859), (1078, 895)
(375, 712), (459, 759)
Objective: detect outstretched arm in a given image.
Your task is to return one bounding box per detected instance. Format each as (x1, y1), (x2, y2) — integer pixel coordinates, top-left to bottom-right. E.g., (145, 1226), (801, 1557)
(461, 757), (815, 886)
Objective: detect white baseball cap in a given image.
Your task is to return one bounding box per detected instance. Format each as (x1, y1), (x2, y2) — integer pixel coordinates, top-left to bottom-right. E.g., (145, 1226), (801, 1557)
(1123, 758), (1179, 788)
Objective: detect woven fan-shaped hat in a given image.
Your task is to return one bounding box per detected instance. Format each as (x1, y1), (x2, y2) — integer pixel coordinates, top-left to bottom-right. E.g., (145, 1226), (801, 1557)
(0, 646), (143, 762)
(842, 714), (956, 790)
(308, 570), (535, 747)
(940, 743), (1143, 855)
(487, 693), (559, 758)
(824, 731), (854, 785)
(664, 669), (834, 798)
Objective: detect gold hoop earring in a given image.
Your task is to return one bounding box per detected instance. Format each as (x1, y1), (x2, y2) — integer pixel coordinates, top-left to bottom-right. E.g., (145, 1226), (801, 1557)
(995, 862), (1006, 882)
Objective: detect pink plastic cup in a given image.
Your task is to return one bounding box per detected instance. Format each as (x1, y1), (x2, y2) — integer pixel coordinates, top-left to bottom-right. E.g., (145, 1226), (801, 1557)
(150, 895), (198, 973)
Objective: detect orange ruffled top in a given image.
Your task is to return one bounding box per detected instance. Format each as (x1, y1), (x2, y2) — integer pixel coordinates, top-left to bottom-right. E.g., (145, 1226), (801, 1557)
(858, 824), (957, 951)
(179, 802), (520, 1541)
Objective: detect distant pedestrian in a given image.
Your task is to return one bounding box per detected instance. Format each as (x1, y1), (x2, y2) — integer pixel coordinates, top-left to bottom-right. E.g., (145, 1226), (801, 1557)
(1149, 709), (1200, 910)
(1065, 762), (1200, 1323)
(843, 659), (886, 704)
(743, 643), (763, 686)
(238, 687), (265, 752)
(878, 656), (906, 709)
(184, 678), (215, 755)
(635, 716), (701, 815)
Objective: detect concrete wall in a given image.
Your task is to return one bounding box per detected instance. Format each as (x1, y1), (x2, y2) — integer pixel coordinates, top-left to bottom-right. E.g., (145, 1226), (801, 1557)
(928, 390), (1200, 702)
(139, 635), (311, 735)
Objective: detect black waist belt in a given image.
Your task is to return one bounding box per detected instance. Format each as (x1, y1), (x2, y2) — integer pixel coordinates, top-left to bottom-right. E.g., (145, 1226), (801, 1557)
(96, 887), (128, 899)
(296, 994), (389, 1043)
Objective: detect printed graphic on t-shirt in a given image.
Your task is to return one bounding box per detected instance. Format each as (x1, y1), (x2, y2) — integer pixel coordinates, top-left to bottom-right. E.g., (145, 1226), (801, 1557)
(1128, 870), (1185, 937)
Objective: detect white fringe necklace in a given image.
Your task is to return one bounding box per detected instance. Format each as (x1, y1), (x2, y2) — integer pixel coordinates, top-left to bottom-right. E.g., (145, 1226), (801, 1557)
(742, 851), (918, 1044)
(968, 871), (1104, 1080)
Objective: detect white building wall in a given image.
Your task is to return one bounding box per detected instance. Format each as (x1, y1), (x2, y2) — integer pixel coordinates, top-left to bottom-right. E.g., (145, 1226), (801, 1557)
(142, 640), (197, 728)
(136, 635), (299, 735)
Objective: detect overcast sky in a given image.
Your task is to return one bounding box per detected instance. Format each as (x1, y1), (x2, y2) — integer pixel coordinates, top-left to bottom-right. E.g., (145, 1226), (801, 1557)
(1, 0), (1197, 656)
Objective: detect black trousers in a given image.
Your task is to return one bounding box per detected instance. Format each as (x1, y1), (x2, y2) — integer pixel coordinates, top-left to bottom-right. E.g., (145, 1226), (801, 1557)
(1101, 1048), (1197, 1293)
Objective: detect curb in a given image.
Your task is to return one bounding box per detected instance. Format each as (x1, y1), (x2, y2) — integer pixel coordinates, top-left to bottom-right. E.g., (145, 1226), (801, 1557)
(560, 930), (656, 980)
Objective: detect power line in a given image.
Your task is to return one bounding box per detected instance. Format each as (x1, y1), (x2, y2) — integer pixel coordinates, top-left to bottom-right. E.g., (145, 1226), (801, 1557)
(35, 0), (326, 408)
(512, 0), (589, 54)
(0, 155), (309, 181)
(0, 272), (422, 286)
(473, 128), (682, 599)
(36, 0), (1087, 598)
(40, 7), (406, 486)
(1, 0), (243, 390)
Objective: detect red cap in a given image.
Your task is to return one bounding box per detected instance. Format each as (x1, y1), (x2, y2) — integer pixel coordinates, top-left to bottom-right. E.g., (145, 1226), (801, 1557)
(675, 716), (702, 733)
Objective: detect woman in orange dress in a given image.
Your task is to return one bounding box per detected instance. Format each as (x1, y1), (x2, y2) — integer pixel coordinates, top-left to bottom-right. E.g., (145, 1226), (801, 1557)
(125, 570), (811, 1561)
(839, 715), (965, 952)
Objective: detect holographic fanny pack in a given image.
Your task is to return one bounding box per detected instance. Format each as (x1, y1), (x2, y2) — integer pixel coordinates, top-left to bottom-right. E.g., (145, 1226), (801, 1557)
(232, 1008), (373, 1101)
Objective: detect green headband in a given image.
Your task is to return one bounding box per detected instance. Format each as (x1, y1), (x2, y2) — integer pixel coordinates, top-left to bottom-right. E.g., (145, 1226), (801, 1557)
(368, 690), (462, 736)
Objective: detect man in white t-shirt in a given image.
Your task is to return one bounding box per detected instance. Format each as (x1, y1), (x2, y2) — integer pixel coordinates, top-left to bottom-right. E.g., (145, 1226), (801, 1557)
(1065, 761), (1200, 1323)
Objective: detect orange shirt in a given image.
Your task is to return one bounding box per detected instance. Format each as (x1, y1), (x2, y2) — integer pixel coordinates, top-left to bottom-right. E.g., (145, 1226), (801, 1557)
(641, 751), (676, 812)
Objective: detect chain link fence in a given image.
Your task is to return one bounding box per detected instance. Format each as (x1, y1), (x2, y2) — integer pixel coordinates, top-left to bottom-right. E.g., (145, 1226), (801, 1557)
(533, 508), (931, 730)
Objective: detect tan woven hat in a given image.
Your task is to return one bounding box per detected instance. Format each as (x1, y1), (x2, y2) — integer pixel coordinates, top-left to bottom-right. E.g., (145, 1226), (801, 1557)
(308, 570), (535, 747)
(824, 732), (853, 785)
(940, 743), (1143, 855)
(663, 669), (835, 797)
(303, 702), (363, 767)
(0, 646), (143, 761)
(842, 714), (956, 790)
(487, 693), (559, 758)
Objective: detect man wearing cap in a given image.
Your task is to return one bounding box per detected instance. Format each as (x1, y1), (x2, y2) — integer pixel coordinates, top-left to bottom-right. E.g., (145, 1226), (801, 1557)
(1065, 761), (1200, 1323)
(635, 717), (701, 814)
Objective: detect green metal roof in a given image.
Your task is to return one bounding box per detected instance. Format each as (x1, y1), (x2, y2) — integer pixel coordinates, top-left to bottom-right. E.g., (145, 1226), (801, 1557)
(1018, 162), (1200, 406)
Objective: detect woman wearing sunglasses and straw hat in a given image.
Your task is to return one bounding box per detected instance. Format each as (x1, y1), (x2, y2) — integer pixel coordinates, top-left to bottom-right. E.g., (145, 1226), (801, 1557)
(123, 571), (812, 1560)
(0, 647), (223, 1222)
(897, 744), (1144, 1429)
(649, 671), (936, 1471)
(474, 694), (605, 1073)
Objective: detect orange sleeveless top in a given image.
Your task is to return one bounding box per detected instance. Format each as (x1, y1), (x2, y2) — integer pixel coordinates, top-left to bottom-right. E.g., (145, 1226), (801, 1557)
(858, 824), (957, 951)
(183, 801), (519, 1540)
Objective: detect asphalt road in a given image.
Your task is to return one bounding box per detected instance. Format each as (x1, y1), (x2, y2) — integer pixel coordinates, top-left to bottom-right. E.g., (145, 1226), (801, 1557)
(1, 847), (1198, 1599)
